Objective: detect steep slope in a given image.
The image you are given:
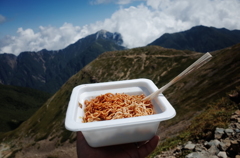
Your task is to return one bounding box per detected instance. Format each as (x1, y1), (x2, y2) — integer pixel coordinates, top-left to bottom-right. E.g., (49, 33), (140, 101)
(148, 25), (240, 52)
(0, 30), (125, 94)
(1, 44), (240, 157)
(0, 84), (51, 132)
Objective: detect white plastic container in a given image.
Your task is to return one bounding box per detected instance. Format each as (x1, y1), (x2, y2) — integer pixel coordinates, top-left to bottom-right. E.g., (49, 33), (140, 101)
(65, 78), (176, 147)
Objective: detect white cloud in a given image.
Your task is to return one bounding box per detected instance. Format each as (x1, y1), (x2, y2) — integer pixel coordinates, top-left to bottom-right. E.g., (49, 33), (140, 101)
(0, 14), (6, 24)
(1, 0), (240, 55)
(145, 0), (240, 30)
(0, 23), (96, 55)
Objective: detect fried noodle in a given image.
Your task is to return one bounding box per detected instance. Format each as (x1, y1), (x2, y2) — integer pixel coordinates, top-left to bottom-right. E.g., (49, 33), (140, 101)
(83, 93), (154, 123)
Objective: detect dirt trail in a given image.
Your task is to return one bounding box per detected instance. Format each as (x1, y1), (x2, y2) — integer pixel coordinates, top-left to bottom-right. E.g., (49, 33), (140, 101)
(102, 53), (200, 59)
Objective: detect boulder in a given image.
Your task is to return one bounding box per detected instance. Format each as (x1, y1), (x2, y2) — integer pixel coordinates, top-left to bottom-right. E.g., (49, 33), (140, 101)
(215, 128), (225, 139)
(217, 151), (227, 158)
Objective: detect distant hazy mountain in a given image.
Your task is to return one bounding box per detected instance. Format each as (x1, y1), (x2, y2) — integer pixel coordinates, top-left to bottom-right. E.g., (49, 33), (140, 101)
(148, 25), (240, 52)
(0, 30), (126, 93)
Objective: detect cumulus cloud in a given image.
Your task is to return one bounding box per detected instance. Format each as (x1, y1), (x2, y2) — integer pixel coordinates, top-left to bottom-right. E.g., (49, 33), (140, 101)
(0, 14), (6, 24)
(146, 0), (240, 29)
(1, 0), (240, 55)
(0, 23), (97, 55)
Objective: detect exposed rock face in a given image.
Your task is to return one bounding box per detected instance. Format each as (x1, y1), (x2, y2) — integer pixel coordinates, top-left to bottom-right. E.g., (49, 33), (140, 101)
(154, 110), (240, 158)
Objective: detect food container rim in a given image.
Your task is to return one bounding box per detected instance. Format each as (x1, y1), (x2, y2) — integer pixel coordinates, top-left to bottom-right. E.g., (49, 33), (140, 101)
(65, 78), (176, 131)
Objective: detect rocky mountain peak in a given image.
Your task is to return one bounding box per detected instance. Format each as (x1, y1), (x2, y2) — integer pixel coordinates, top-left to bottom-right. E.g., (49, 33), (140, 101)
(95, 29), (123, 45)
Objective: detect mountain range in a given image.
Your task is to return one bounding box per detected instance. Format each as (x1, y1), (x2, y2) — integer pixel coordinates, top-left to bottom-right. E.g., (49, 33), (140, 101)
(0, 25), (240, 157)
(0, 30), (125, 94)
(148, 25), (240, 52)
(1, 26), (240, 94)
(1, 26), (240, 95)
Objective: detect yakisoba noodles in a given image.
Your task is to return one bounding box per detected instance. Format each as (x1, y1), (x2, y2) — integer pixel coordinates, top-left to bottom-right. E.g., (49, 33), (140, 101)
(82, 93), (154, 123)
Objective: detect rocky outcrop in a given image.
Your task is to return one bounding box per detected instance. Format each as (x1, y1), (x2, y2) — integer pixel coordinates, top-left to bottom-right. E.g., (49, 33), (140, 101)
(155, 110), (240, 158)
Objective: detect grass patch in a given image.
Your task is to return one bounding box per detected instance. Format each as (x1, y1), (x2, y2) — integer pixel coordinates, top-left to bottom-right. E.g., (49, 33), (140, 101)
(0, 84), (51, 132)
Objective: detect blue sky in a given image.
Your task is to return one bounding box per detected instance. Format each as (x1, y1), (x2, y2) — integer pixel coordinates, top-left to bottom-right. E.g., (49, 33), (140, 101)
(1, 0), (240, 55)
(0, 0), (118, 37)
